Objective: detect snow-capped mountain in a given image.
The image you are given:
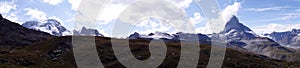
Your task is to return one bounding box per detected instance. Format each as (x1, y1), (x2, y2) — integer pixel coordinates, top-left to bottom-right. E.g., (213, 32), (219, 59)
(264, 29), (300, 48)
(172, 32), (211, 41)
(128, 32), (211, 42)
(0, 14), (52, 46)
(22, 19), (71, 36)
(218, 16), (294, 60)
(128, 32), (141, 39)
(220, 16), (259, 42)
(146, 32), (174, 39)
(128, 32), (173, 39)
(73, 27), (104, 37)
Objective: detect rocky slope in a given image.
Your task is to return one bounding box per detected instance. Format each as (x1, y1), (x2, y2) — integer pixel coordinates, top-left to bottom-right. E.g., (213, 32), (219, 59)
(73, 27), (104, 36)
(264, 29), (300, 49)
(0, 14), (52, 46)
(219, 16), (298, 61)
(1, 36), (299, 67)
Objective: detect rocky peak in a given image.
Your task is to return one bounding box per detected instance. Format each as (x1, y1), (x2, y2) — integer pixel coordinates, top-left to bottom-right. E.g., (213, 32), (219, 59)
(22, 19), (68, 36)
(220, 16), (258, 42)
(223, 16), (252, 33)
(79, 27), (104, 36)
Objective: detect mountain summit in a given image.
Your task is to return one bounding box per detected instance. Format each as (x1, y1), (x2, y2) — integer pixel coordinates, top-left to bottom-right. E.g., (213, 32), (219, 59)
(264, 29), (300, 48)
(221, 16), (259, 42)
(218, 16), (295, 61)
(22, 19), (70, 36)
(73, 27), (104, 36)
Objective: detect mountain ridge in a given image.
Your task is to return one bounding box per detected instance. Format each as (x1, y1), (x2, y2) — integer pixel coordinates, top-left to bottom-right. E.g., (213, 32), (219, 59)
(0, 14), (52, 46)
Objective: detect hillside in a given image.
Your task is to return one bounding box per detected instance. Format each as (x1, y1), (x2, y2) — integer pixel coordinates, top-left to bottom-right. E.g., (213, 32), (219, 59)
(0, 14), (52, 47)
(0, 36), (299, 68)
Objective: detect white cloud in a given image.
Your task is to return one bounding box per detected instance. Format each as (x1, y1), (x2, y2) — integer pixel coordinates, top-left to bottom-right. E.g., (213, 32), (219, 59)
(0, 1), (17, 14)
(281, 12), (300, 21)
(246, 6), (288, 12)
(189, 12), (203, 25)
(115, 0), (192, 33)
(252, 23), (300, 35)
(98, 3), (127, 24)
(98, 29), (110, 37)
(24, 8), (47, 21)
(221, 2), (241, 22)
(42, 0), (63, 5)
(136, 18), (174, 32)
(68, 0), (81, 10)
(196, 27), (207, 34)
(109, 0), (193, 9)
(4, 13), (21, 23)
(174, 0), (193, 9)
(98, 0), (193, 25)
(262, 9), (300, 22)
(0, 1), (21, 24)
(199, 2), (241, 34)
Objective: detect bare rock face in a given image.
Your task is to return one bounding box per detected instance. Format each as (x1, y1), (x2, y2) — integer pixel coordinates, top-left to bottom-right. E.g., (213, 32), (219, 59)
(0, 14), (3, 20)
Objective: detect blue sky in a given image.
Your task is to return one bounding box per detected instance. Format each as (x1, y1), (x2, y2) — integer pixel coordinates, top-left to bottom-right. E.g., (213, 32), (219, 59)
(1, 0), (300, 37)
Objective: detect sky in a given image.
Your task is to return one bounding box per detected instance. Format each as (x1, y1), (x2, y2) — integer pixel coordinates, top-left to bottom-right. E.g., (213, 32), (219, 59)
(1, 0), (300, 37)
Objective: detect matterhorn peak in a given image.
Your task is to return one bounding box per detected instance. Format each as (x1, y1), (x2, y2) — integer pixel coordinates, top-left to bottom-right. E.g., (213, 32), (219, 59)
(221, 15), (259, 42)
(223, 16), (252, 33)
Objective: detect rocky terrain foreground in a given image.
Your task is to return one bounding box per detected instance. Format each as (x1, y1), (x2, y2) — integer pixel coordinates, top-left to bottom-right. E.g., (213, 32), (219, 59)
(0, 36), (299, 68)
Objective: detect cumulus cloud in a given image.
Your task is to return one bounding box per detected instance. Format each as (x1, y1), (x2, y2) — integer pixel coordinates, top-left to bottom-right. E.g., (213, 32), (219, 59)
(98, 0), (193, 25)
(115, 0), (193, 33)
(246, 6), (288, 12)
(42, 0), (63, 5)
(221, 2), (241, 22)
(252, 23), (300, 35)
(4, 13), (21, 23)
(133, 18), (175, 34)
(24, 8), (47, 21)
(196, 27), (207, 34)
(0, 1), (17, 14)
(0, 1), (21, 24)
(174, 0), (193, 8)
(68, 0), (81, 10)
(98, 3), (127, 24)
(189, 12), (203, 25)
(199, 2), (241, 34)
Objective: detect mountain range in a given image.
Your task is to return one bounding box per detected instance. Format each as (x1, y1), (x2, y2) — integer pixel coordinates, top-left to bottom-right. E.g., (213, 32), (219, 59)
(1, 13), (300, 67)
(18, 14), (300, 61)
(264, 29), (300, 49)
(128, 16), (300, 61)
(22, 19), (104, 37)
(21, 15), (300, 51)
